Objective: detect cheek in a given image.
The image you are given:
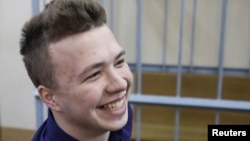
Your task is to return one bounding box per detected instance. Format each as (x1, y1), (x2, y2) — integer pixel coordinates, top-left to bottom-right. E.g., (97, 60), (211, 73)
(72, 85), (104, 108)
(124, 66), (133, 84)
(129, 71), (133, 83)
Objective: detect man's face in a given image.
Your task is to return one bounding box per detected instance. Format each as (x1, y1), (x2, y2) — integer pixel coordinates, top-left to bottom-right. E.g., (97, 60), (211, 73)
(48, 25), (133, 133)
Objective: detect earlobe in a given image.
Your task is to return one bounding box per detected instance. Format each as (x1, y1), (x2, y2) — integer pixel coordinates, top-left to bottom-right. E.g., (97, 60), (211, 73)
(37, 85), (60, 111)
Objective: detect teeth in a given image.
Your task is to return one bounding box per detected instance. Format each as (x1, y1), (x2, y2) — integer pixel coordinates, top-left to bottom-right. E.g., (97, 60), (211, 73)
(103, 97), (125, 110)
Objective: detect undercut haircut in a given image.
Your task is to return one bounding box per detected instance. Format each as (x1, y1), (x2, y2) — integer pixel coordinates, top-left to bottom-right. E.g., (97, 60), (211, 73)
(20, 0), (107, 89)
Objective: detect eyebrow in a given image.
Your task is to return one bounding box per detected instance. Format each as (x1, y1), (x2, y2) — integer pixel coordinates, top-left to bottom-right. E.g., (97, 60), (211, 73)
(78, 50), (126, 78)
(116, 50), (126, 60)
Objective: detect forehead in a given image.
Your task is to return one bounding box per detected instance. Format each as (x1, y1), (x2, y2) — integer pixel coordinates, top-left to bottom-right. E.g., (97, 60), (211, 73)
(50, 25), (114, 51)
(49, 25), (121, 59)
(48, 25), (123, 76)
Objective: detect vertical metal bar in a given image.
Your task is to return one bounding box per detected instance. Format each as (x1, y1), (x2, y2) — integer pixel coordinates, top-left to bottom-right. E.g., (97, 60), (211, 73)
(189, 0), (197, 73)
(32, 0), (44, 129)
(215, 110), (220, 125)
(34, 89), (44, 128)
(136, 0), (143, 141)
(176, 0), (185, 98)
(32, 0), (40, 15)
(217, 0), (227, 100)
(175, 1), (185, 141)
(162, 0), (168, 71)
(99, 0), (105, 6)
(174, 108), (180, 141)
(215, 0), (228, 124)
(136, 0), (143, 96)
(109, 0), (114, 31)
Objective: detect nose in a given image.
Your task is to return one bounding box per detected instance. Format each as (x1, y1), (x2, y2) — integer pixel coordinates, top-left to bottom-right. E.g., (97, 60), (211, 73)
(105, 68), (127, 94)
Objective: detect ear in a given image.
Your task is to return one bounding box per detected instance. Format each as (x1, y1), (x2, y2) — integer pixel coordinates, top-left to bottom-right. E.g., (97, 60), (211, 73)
(37, 85), (61, 111)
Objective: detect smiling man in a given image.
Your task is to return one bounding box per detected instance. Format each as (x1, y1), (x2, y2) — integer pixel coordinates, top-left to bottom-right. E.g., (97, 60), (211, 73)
(19, 0), (133, 141)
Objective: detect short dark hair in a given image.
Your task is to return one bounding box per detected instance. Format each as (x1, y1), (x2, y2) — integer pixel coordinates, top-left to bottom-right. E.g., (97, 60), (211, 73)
(20, 0), (107, 89)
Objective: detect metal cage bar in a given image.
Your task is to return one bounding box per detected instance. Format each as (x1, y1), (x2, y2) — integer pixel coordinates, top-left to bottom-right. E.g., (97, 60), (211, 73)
(189, 0), (197, 73)
(135, 0), (143, 141)
(162, 0), (168, 72)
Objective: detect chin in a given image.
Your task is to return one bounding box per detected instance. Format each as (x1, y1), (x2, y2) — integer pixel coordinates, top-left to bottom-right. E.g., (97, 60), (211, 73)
(108, 110), (128, 131)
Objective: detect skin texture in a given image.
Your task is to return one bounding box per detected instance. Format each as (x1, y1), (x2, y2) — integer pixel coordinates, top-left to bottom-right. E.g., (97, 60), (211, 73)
(38, 25), (133, 141)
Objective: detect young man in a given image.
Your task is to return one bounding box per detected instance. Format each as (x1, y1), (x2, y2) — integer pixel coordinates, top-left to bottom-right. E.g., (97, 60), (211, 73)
(19, 0), (133, 140)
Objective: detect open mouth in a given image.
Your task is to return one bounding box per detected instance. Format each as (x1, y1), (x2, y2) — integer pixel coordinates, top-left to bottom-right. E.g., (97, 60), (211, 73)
(100, 96), (126, 111)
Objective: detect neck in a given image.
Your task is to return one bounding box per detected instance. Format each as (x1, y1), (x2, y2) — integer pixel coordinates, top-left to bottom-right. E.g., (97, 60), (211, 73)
(52, 111), (110, 141)
(73, 130), (110, 141)
(77, 131), (110, 141)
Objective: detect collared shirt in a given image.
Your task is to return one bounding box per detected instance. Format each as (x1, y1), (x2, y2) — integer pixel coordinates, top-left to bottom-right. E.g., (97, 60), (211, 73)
(32, 104), (133, 141)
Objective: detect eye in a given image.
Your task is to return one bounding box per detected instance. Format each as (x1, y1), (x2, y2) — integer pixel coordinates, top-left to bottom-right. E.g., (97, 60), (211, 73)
(86, 71), (100, 81)
(115, 59), (125, 67)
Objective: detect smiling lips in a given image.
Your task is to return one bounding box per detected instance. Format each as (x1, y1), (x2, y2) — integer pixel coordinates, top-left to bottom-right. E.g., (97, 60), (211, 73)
(102, 96), (126, 111)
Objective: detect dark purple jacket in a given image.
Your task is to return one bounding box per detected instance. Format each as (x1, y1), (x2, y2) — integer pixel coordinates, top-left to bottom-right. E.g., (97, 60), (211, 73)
(32, 104), (133, 141)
